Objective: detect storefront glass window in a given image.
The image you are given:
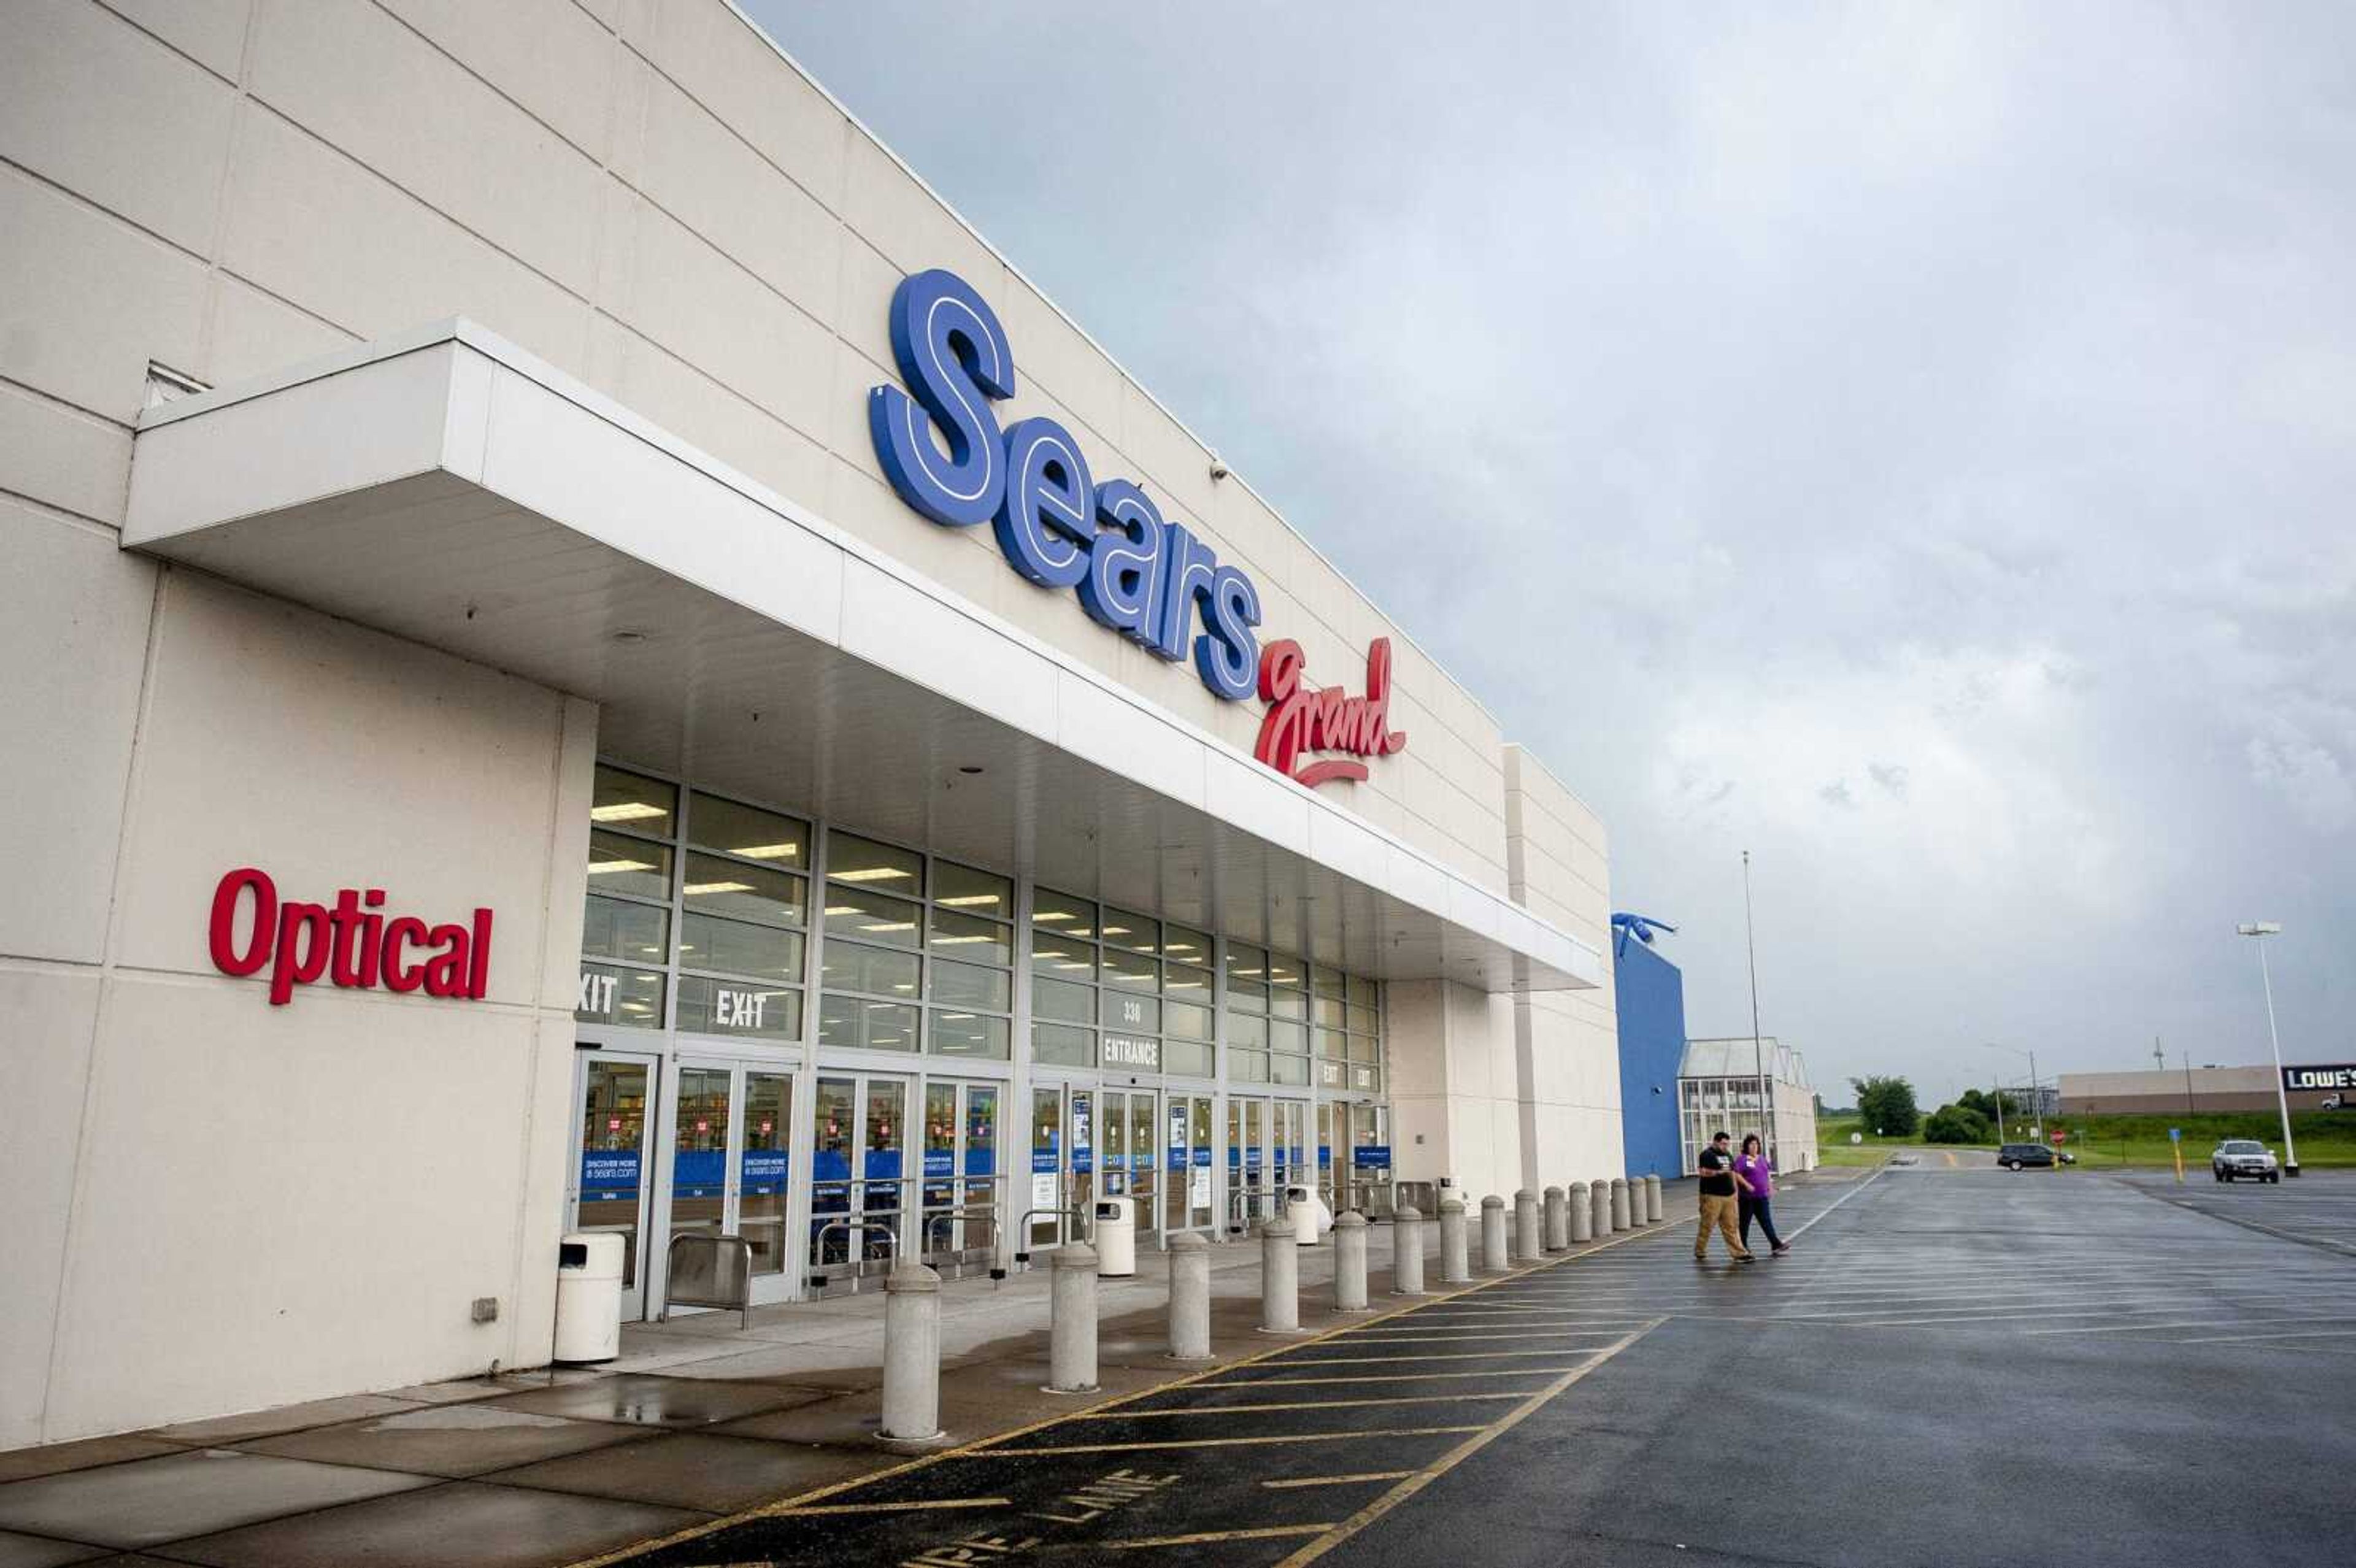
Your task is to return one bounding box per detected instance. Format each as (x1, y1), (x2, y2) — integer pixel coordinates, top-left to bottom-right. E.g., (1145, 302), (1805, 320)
(820, 832), (1011, 1061)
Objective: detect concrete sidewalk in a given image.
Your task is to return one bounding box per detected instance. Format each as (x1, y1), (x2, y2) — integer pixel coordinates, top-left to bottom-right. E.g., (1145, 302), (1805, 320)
(0, 1191), (1717, 1567)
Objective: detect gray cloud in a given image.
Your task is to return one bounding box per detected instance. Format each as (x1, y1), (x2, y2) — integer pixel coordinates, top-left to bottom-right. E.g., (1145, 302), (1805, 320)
(758, 0), (2356, 1097)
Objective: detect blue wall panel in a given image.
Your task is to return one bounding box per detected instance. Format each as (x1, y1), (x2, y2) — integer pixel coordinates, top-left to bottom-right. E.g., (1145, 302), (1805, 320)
(1616, 937), (1688, 1179)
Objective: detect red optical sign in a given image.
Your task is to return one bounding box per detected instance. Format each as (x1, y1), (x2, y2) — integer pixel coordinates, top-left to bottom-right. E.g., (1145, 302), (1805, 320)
(208, 867), (492, 1005)
(1254, 637), (1409, 788)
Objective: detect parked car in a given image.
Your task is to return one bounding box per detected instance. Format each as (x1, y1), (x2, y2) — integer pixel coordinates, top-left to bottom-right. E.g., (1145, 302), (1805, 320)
(2211, 1140), (2281, 1183)
(1997, 1143), (2056, 1170)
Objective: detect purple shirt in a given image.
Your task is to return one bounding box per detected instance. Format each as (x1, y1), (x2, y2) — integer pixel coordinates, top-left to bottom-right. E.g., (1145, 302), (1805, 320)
(1734, 1153), (1773, 1197)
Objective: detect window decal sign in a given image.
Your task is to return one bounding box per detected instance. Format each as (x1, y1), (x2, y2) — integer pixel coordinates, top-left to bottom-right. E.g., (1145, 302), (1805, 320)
(208, 867), (491, 1005)
(1254, 638), (1409, 788)
(869, 269), (1262, 701)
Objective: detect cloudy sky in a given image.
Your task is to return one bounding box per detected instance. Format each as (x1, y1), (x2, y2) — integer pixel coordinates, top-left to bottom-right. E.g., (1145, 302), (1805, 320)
(751, 1), (2354, 1104)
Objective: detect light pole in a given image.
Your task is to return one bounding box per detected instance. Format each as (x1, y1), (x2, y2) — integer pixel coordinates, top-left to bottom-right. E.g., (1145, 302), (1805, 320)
(2237, 921), (2298, 1177)
(1984, 1043), (2041, 1142)
(1742, 851), (1779, 1167)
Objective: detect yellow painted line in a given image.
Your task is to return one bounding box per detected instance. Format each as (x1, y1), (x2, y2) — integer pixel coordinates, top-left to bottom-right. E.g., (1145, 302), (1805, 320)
(1261, 1472), (1417, 1490)
(1260, 1348), (1615, 1367)
(1001, 1425), (1488, 1457)
(1274, 1318), (1666, 1568)
(1104, 1523), (1336, 1550)
(566, 1207), (1682, 1567)
(1075, 1392), (1527, 1419)
(1200, 1366), (1588, 1388)
(769, 1496), (1009, 1516)
(1320, 1330), (1614, 1345)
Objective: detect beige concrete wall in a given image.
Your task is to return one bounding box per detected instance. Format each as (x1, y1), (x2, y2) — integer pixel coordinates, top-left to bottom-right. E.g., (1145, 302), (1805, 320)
(1503, 745), (1624, 1189)
(0, 0), (1511, 893)
(0, 561), (593, 1447)
(1385, 978), (1523, 1202)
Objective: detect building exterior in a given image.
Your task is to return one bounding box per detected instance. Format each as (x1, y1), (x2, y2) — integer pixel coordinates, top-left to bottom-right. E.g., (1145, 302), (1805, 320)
(1, 0), (1625, 1449)
(1612, 920), (1687, 1180)
(1678, 1037), (1819, 1175)
(2060, 1066), (2350, 1116)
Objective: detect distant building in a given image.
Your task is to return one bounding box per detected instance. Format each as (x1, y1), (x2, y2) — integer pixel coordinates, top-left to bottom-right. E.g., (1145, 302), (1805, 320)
(1680, 1037), (1819, 1174)
(1614, 918), (1687, 1181)
(1992, 1083), (2059, 1121)
(2060, 1066), (2349, 1116)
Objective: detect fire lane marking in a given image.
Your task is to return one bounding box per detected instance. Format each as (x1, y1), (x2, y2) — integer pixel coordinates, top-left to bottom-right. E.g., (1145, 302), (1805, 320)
(1102, 1523), (1338, 1550)
(767, 1496), (1011, 1516)
(1261, 1472), (1418, 1490)
(1071, 1392), (1529, 1419)
(1196, 1366), (1590, 1388)
(1271, 1317), (1667, 1568)
(996, 1425), (1489, 1457)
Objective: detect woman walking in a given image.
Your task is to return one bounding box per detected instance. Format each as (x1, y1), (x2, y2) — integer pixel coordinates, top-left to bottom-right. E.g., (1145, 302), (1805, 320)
(1735, 1134), (1789, 1256)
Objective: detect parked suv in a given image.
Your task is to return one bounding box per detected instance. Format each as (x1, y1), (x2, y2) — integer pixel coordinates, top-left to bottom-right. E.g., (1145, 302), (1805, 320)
(2211, 1140), (2281, 1183)
(1997, 1143), (2056, 1170)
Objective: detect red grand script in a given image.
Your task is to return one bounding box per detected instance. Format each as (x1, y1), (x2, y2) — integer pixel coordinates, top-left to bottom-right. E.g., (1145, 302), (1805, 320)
(1253, 637), (1408, 788)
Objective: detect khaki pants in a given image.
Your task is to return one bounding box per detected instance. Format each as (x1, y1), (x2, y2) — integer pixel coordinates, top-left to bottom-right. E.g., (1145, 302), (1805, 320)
(1695, 1192), (1750, 1259)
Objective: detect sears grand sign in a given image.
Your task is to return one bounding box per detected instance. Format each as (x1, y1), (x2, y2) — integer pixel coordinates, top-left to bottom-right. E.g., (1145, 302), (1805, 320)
(869, 269), (1403, 787)
(2284, 1064), (2356, 1093)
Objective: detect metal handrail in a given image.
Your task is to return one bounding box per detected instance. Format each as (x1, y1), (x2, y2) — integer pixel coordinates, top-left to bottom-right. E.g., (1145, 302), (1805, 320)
(1011, 1205), (1085, 1266)
(806, 1218), (898, 1294)
(663, 1233), (753, 1330)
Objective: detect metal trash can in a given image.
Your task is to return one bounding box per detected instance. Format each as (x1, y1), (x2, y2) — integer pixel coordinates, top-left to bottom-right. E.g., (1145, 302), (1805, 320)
(1284, 1185), (1333, 1245)
(553, 1232), (623, 1363)
(1093, 1197), (1137, 1278)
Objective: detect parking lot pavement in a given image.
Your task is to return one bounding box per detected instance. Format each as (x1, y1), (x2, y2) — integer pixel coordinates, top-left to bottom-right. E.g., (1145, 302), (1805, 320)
(2120, 1166), (2356, 1259)
(583, 1227), (1693, 1567)
(1333, 1166), (2356, 1568)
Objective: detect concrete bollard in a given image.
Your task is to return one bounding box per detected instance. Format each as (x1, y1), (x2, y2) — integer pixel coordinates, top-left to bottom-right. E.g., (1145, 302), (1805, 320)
(1611, 1177), (1632, 1231)
(1480, 1195), (1509, 1272)
(1514, 1189), (1542, 1262)
(1569, 1180), (1592, 1243)
(1392, 1205), (1426, 1296)
(1543, 1186), (1568, 1251)
(1334, 1211), (1370, 1312)
(877, 1260), (945, 1451)
(1259, 1221), (1301, 1333)
(1439, 1199), (1471, 1284)
(1168, 1232), (1212, 1361)
(1592, 1179), (1614, 1238)
(1047, 1243), (1099, 1393)
(1645, 1174), (1663, 1224)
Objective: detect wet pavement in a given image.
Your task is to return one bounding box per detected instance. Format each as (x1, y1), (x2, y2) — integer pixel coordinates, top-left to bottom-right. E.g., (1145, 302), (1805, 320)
(12, 1166), (2335, 1568)
(0, 1204), (1692, 1567)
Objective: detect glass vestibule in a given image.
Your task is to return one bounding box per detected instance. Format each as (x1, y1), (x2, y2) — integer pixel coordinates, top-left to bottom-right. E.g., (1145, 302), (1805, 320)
(1319, 1099), (1395, 1218)
(576, 758), (1399, 1309)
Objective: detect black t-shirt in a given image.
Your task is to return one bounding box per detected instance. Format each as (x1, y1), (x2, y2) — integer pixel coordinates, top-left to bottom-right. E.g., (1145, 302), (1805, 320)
(1697, 1147), (1734, 1196)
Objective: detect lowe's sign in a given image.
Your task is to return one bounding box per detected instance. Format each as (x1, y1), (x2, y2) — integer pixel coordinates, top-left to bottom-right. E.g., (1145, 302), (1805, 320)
(868, 269), (1261, 701)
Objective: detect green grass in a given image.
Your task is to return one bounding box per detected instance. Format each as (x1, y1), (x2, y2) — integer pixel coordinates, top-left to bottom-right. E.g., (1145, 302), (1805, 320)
(1817, 1110), (2356, 1170)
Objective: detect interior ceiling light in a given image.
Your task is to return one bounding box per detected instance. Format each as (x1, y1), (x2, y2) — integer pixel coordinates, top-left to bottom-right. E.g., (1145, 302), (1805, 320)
(832, 866), (912, 883)
(937, 894), (1002, 907)
(589, 802), (666, 823)
(587, 859), (655, 875)
(683, 880), (752, 896)
(731, 843), (799, 859)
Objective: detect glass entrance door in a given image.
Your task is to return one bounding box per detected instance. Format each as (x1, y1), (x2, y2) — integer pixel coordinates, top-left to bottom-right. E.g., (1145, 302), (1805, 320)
(920, 1080), (1001, 1277)
(570, 1050), (657, 1318)
(661, 1058), (796, 1310)
(1165, 1094), (1213, 1234)
(1099, 1088), (1159, 1245)
(1027, 1083), (1095, 1250)
(809, 1072), (910, 1292)
(1229, 1097), (1272, 1234)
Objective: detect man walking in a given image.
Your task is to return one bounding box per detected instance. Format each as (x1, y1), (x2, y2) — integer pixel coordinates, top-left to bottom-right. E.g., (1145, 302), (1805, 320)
(1695, 1130), (1755, 1263)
